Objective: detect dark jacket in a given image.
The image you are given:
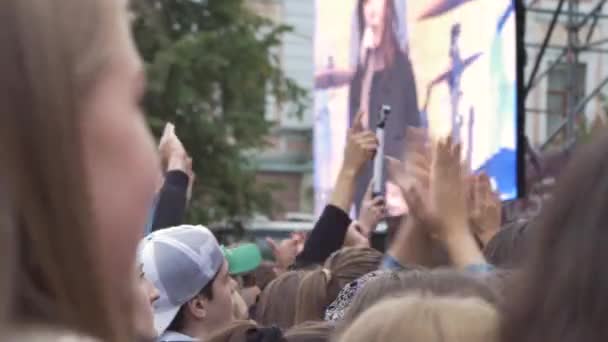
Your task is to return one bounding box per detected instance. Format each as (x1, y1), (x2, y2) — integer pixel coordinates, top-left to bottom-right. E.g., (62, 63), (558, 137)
(349, 51), (421, 210)
(148, 170), (189, 234)
(295, 205), (352, 269)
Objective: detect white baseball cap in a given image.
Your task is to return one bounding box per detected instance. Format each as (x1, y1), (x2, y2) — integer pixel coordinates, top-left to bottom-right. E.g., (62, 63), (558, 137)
(139, 225), (224, 335)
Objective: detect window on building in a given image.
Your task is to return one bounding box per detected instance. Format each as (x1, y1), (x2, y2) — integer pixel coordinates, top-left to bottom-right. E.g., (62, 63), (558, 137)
(546, 62), (586, 136)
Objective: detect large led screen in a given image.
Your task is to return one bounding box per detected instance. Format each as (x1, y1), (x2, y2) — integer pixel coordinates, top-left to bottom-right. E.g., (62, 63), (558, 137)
(314, 0), (521, 214)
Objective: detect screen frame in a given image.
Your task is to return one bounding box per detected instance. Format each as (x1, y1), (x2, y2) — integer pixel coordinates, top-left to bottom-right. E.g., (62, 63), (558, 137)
(515, 0), (526, 199)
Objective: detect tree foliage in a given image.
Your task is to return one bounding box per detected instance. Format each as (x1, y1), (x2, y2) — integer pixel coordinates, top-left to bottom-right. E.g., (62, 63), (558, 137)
(132, 0), (307, 225)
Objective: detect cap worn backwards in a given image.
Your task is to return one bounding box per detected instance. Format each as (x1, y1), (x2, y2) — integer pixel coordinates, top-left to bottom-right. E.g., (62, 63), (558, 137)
(139, 225), (224, 336)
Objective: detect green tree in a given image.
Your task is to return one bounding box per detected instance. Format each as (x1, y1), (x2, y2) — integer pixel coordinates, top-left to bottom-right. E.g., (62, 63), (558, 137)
(132, 0), (307, 226)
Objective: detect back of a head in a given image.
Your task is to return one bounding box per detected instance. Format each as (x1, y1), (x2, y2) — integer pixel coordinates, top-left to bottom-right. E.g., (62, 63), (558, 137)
(206, 320), (286, 342)
(295, 247), (382, 324)
(254, 262), (279, 291)
(502, 132), (608, 342)
(338, 269), (498, 332)
(482, 269), (516, 301)
(140, 225), (226, 336)
(483, 220), (530, 268)
(285, 321), (332, 342)
(255, 271), (306, 329)
(0, 0), (133, 340)
(205, 320), (257, 342)
(338, 294), (500, 342)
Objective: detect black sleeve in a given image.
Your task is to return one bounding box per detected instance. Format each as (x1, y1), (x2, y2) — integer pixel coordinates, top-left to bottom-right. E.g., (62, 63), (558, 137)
(150, 170), (189, 232)
(295, 205), (352, 269)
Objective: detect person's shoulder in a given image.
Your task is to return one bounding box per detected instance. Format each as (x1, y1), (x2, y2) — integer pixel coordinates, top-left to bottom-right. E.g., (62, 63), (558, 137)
(159, 330), (198, 342)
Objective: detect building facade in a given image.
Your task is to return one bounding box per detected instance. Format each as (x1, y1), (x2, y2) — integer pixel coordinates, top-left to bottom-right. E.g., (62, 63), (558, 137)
(525, 0), (608, 147)
(250, 0), (315, 220)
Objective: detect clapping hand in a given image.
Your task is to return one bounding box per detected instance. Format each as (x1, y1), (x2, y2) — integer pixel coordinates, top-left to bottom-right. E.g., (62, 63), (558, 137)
(470, 173), (501, 247)
(384, 127), (437, 267)
(428, 136), (469, 241)
(386, 127), (430, 194)
(387, 127), (432, 225)
(427, 136), (486, 267)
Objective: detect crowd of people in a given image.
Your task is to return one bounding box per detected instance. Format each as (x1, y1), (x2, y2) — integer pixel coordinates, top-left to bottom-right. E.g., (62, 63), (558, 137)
(2, 0), (608, 341)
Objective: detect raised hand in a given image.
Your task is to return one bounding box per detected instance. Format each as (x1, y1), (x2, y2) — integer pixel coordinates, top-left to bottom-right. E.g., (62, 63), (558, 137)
(386, 127), (432, 225)
(428, 136), (486, 267)
(470, 173), (502, 247)
(358, 183), (386, 235)
(343, 221), (371, 248)
(403, 184), (438, 229)
(330, 111), (378, 213)
(386, 155), (430, 194)
(387, 127), (431, 193)
(383, 127), (438, 268)
(428, 136), (469, 239)
(266, 237), (299, 272)
(159, 122), (188, 172)
(342, 111), (378, 175)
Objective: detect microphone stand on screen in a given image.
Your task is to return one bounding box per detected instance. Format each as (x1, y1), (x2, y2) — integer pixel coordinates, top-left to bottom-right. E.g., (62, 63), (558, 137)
(372, 105), (390, 199)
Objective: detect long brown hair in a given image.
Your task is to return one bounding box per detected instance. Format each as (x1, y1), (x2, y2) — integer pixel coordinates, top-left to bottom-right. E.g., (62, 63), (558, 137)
(356, 0), (399, 68)
(255, 271), (307, 329)
(0, 0), (130, 340)
(501, 132), (608, 342)
(0, 192), (13, 336)
(483, 220), (531, 268)
(294, 247), (382, 324)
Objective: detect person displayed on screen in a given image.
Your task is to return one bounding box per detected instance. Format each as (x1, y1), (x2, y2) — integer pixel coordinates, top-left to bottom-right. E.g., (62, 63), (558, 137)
(349, 0), (421, 213)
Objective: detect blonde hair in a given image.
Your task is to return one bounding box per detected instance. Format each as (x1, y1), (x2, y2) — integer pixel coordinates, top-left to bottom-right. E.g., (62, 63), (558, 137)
(295, 247), (382, 324)
(337, 294), (500, 342)
(6, 326), (101, 342)
(285, 321), (332, 342)
(338, 269), (498, 334)
(0, 0), (131, 340)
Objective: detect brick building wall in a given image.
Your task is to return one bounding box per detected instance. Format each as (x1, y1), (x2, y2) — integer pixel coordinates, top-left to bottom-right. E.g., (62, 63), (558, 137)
(256, 172), (303, 220)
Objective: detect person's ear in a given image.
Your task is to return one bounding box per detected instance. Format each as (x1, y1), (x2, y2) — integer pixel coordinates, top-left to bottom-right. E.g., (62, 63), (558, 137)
(186, 295), (207, 320)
